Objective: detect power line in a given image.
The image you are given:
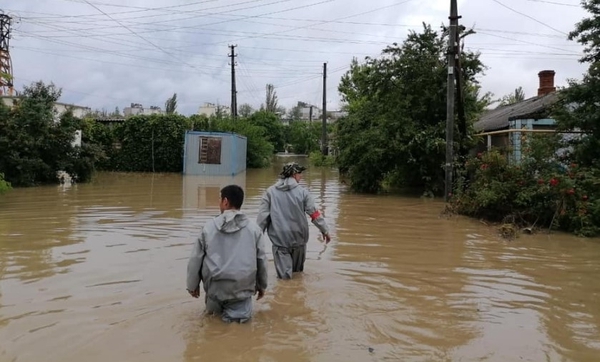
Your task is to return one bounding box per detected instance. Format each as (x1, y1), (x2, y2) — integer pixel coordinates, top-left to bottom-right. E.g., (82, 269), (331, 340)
(490, 0), (569, 36)
(212, 0), (417, 45)
(523, 0), (581, 6)
(79, 0), (206, 73)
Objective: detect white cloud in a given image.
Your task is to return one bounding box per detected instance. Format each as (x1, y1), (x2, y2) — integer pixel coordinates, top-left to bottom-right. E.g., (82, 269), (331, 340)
(4, 0), (589, 114)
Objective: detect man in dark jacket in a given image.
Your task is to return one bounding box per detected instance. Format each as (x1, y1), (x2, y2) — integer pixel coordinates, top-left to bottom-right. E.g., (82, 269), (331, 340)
(187, 185), (268, 323)
(257, 162), (330, 279)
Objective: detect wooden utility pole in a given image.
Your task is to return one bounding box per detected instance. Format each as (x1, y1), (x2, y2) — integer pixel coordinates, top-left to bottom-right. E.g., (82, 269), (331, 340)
(455, 26), (469, 163)
(322, 62), (328, 155)
(445, 0), (459, 202)
(228, 44), (238, 120)
(309, 105), (313, 123)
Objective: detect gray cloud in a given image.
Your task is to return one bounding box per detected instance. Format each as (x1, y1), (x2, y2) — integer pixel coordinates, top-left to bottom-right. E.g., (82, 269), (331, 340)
(4, 0), (588, 115)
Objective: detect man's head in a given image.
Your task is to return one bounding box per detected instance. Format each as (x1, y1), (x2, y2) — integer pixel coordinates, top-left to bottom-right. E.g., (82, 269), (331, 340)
(280, 162), (306, 182)
(219, 185), (244, 213)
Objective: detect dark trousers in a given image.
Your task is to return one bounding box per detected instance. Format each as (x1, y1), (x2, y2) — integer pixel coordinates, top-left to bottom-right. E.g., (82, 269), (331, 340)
(272, 245), (306, 280)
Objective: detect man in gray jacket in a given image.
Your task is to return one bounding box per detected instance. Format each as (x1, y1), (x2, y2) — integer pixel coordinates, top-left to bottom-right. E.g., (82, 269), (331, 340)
(186, 185), (268, 323)
(257, 162), (331, 280)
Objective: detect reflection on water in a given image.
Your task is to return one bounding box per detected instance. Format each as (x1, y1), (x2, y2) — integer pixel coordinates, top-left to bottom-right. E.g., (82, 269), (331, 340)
(0, 156), (599, 362)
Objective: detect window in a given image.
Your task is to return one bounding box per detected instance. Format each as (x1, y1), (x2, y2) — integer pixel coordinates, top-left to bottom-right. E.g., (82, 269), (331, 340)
(198, 136), (222, 164)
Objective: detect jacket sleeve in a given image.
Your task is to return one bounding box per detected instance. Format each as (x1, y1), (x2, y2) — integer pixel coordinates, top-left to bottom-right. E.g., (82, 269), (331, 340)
(255, 231), (268, 292)
(256, 190), (271, 232)
(303, 189), (329, 235)
(186, 231), (206, 292)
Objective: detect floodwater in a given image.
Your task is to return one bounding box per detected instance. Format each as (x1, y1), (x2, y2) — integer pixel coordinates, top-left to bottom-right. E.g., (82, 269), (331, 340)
(0, 157), (599, 362)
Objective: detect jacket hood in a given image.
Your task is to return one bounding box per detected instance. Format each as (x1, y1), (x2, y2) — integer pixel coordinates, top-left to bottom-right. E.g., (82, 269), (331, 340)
(213, 210), (249, 233)
(275, 177), (300, 191)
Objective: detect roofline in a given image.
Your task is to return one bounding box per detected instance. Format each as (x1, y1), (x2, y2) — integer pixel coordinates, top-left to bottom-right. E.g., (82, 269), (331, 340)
(0, 95), (91, 110)
(185, 130), (247, 140)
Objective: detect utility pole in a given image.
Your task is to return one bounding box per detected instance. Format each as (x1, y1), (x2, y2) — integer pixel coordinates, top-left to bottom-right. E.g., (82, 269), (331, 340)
(309, 105), (313, 123)
(321, 62), (328, 156)
(455, 25), (468, 163)
(228, 44), (238, 120)
(0, 13), (14, 96)
(445, 0), (459, 202)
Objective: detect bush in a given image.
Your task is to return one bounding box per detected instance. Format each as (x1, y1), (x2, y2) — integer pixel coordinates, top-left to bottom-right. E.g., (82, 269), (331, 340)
(452, 134), (600, 237)
(0, 81), (102, 186)
(0, 173), (11, 194)
(308, 151), (335, 167)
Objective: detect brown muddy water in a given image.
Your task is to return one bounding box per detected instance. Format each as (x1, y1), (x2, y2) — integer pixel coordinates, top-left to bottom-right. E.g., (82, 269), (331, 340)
(0, 157), (599, 362)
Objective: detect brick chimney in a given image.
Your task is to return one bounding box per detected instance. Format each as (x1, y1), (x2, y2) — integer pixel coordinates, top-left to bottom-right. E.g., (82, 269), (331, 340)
(538, 70), (556, 96)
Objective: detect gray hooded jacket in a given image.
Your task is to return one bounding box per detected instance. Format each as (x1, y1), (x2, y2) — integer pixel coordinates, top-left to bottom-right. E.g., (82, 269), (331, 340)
(187, 210), (268, 302)
(257, 178), (329, 248)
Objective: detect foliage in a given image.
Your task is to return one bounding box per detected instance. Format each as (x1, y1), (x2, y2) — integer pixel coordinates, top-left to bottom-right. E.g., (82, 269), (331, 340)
(284, 121), (324, 155)
(0, 173), (10, 194)
(263, 84), (278, 113)
(452, 134), (600, 237)
(497, 86), (525, 107)
(0, 81), (101, 186)
(246, 110), (285, 152)
(336, 23), (490, 194)
(309, 151), (335, 167)
(238, 103), (254, 118)
(198, 118), (274, 168)
(89, 114), (191, 173)
(165, 93), (177, 114)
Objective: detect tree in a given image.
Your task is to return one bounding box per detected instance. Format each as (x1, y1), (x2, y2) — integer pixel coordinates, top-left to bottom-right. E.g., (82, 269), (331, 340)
(553, 0), (600, 169)
(0, 81), (102, 186)
(247, 110), (285, 152)
(238, 103), (254, 118)
(336, 23), (489, 194)
(165, 93), (177, 114)
(497, 86), (525, 107)
(264, 84), (278, 113)
(288, 106), (302, 120)
(110, 106), (121, 117)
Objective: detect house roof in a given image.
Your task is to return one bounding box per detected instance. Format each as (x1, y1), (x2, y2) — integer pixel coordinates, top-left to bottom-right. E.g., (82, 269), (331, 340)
(474, 92), (560, 132)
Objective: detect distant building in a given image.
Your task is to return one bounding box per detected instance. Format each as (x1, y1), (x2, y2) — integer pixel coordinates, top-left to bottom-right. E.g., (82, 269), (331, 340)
(123, 103), (164, 117)
(329, 110), (348, 122)
(0, 96), (91, 121)
(198, 102), (231, 117)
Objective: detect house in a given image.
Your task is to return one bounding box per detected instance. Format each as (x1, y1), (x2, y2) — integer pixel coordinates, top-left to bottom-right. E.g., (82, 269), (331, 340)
(1, 95), (91, 121)
(474, 70), (561, 162)
(198, 102), (231, 118)
(123, 103), (164, 117)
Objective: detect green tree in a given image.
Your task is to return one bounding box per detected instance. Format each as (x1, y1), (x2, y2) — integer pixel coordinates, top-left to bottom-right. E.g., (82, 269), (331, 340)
(0, 173), (10, 194)
(238, 103), (254, 118)
(263, 84), (278, 113)
(0, 81), (101, 186)
(288, 105), (302, 120)
(285, 121), (322, 154)
(165, 93), (177, 114)
(553, 0), (600, 169)
(497, 86), (525, 107)
(247, 110), (285, 152)
(336, 23), (489, 194)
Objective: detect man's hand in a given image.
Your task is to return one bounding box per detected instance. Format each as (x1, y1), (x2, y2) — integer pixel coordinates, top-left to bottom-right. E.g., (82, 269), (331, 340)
(187, 288), (200, 298)
(322, 233), (331, 244)
(255, 288), (265, 300)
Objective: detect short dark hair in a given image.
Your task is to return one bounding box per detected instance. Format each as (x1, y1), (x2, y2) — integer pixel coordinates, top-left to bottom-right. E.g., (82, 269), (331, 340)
(221, 185), (244, 209)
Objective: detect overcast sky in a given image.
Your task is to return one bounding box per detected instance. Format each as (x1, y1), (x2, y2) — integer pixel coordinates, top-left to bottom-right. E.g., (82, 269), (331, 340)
(3, 0), (588, 115)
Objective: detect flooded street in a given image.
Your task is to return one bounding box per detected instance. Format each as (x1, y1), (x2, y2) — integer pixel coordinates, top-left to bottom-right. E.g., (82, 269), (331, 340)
(1, 157), (599, 362)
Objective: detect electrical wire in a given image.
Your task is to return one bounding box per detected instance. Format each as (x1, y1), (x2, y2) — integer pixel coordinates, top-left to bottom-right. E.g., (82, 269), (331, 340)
(490, 0), (569, 36)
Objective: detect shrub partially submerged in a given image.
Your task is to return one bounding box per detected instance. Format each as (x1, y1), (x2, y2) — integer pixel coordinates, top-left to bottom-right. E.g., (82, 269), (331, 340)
(452, 135), (600, 237)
